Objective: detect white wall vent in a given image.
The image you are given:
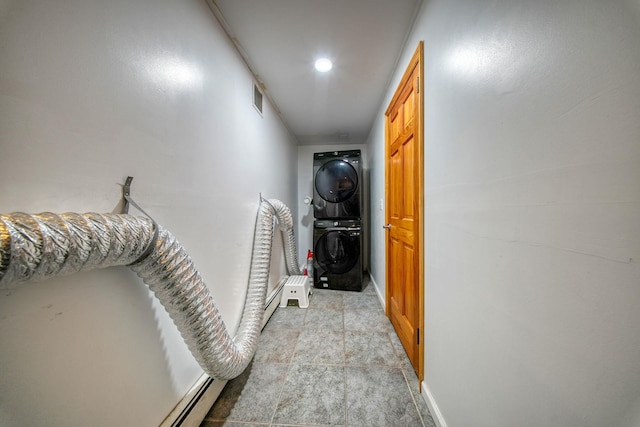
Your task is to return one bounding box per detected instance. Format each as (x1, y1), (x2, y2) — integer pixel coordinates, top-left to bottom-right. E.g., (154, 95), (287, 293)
(253, 82), (263, 116)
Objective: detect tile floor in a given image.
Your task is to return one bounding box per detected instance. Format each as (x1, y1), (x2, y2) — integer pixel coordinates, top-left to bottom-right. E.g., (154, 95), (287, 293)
(200, 277), (436, 427)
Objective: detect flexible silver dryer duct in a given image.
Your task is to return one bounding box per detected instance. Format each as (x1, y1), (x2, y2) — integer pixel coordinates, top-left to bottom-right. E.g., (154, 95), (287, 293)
(0, 199), (300, 380)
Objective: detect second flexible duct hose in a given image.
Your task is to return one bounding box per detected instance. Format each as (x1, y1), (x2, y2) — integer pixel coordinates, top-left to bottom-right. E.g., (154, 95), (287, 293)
(0, 199), (300, 380)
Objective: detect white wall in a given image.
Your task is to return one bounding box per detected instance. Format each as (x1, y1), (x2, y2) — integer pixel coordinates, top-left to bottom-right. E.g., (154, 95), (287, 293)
(367, 0), (640, 426)
(296, 143), (368, 269)
(0, 1), (297, 426)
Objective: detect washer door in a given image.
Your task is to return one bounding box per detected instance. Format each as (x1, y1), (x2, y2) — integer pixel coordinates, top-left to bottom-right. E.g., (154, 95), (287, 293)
(314, 159), (358, 203)
(315, 230), (359, 274)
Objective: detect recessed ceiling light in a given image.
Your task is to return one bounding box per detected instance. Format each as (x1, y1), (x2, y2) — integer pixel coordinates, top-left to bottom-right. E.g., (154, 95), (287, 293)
(314, 58), (333, 72)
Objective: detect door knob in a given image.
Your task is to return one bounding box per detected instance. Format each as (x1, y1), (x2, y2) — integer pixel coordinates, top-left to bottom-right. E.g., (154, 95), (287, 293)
(382, 224), (391, 230)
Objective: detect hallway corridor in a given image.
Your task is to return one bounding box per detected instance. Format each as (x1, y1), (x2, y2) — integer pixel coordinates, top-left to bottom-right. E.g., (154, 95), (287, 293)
(201, 279), (435, 426)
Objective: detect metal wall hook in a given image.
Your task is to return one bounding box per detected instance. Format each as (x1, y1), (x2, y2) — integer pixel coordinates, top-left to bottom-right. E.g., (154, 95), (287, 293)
(259, 192), (276, 212)
(121, 176), (154, 221)
(122, 176), (134, 214)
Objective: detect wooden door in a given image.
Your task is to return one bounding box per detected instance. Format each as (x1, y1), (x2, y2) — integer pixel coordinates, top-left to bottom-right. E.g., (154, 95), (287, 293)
(385, 42), (424, 380)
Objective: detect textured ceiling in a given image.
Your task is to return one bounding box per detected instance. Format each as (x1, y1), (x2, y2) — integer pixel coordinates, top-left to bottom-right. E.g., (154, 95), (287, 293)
(210, 0), (422, 145)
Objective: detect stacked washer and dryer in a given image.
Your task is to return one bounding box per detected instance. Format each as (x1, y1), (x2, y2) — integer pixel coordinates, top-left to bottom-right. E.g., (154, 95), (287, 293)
(312, 150), (364, 291)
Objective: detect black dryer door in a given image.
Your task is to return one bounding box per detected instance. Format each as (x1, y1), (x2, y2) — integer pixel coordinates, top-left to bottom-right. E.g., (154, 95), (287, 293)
(315, 159), (358, 203)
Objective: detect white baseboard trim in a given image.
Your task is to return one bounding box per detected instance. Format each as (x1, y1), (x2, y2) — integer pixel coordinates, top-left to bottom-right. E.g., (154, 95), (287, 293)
(422, 380), (448, 427)
(369, 274), (386, 311)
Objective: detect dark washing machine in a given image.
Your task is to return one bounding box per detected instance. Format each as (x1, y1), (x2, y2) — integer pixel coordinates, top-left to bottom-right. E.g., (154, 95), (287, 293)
(313, 150), (362, 219)
(313, 219), (363, 291)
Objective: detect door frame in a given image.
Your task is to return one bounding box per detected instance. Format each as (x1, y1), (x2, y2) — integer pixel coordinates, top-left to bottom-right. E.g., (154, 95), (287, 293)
(384, 41), (424, 383)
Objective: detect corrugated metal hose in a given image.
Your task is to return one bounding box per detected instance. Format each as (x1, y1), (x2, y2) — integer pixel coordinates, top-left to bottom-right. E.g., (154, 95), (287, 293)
(0, 199), (300, 380)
